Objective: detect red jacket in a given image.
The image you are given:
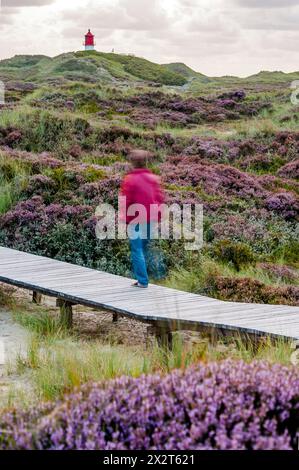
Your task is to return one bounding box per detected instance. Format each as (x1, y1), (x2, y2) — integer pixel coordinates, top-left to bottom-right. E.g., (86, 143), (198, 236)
(120, 169), (164, 224)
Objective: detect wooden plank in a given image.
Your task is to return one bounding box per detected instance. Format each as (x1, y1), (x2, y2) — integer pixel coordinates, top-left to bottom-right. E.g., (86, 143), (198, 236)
(178, 305), (299, 320)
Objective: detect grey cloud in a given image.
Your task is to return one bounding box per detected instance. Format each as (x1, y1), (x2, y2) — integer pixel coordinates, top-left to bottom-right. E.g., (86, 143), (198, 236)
(230, 7), (299, 31)
(63, 25), (114, 41)
(185, 12), (237, 34)
(175, 0), (196, 7)
(2, 0), (54, 6)
(244, 21), (299, 31)
(232, 0), (299, 8)
(62, 0), (170, 33)
(0, 9), (15, 28)
(258, 31), (299, 51)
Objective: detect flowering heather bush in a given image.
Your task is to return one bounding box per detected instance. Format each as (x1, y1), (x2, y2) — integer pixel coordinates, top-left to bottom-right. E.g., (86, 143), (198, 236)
(79, 175), (121, 204)
(270, 132), (299, 160)
(0, 195), (132, 273)
(124, 90), (271, 125)
(209, 209), (298, 255)
(182, 133), (298, 167)
(258, 175), (299, 196)
(161, 157), (267, 200)
(214, 276), (299, 306)
(0, 360), (299, 450)
(258, 263), (299, 284)
(0, 123), (25, 146)
(240, 153), (285, 173)
(184, 137), (242, 161)
(181, 133), (298, 167)
(25, 174), (57, 197)
(128, 108), (192, 129)
(211, 214), (267, 244)
(0, 196), (93, 247)
(165, 189), (221, 213)
(277, 160), (299, 180)
(0, 196), (92, 227)
(265, 192), (299, 220)
(98, 126), (139, 143)
(0, 403), (55, 450)
(161, 156), (298, 221)
(0, 147), (62, 170)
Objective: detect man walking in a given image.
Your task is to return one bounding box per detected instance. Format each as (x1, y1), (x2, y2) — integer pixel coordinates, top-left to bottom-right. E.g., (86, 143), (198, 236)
(120, 150), (164, 288)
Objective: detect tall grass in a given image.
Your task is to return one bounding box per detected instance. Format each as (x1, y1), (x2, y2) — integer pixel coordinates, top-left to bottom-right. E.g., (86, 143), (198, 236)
(6, 307), (294, 405)
(0, 154), (31, 213)
(0, 184), (15, 214)
(234, 118), (278, 139)
(0, 105), (35, 128)
(12, 309), (68, 339)
(13, 332), (294, 404)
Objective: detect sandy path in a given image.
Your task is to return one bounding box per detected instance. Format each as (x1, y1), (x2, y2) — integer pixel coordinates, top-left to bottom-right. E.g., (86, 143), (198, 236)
(0, 309), (30, 372)
(0, 308), (32, 407)
(0, 308), (30, 399)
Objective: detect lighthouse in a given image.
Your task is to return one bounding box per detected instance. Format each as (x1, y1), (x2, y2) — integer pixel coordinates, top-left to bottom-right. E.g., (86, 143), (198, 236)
(84, 29), (95, 51)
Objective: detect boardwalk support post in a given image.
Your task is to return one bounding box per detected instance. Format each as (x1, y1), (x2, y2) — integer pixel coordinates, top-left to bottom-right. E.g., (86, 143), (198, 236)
(57, 299), (73, 329)
(32, 291), (42, 304)
(151, 324), (173, 350)
(112, 313), (119, 323)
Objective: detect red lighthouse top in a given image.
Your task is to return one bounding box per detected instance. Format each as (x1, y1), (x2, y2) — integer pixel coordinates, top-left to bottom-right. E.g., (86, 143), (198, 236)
(85, 29), (95, 47)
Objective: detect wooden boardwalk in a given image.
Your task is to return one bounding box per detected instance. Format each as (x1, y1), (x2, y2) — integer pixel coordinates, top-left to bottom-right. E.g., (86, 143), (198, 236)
(1, 246), (299, 344)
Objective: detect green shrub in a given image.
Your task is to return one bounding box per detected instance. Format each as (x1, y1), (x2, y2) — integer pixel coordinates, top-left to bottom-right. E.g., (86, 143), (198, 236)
(82, 166), (106, 182)
(45, 168), (79, 192)
(1, 111), (94, 156)
(12, 111), (73, 154)
(272, 240), (299, 267)
(213, 239), (256, 271)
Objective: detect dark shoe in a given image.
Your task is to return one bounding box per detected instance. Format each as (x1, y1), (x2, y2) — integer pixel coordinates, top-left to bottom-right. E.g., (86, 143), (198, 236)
(132, 282), (148, 288)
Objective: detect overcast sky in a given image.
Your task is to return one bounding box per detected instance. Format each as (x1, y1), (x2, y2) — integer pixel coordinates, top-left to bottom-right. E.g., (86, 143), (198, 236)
(0, 0), (298, 77)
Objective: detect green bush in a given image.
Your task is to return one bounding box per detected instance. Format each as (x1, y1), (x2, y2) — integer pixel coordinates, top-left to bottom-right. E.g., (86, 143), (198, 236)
(1, 110), (95, 156)
(15, 111), (73, 154)
(213, 239), (256, 271)
(272, 240), (299, 267)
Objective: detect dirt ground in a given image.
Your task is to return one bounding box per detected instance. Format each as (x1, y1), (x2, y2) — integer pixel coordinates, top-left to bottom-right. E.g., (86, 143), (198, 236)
(1, 283), (205, 351)
(13, 286), (151, 345)
(0, 308), (30, 370)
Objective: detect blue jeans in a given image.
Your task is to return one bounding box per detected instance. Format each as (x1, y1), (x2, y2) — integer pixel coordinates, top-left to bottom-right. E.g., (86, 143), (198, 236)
(128, 223), (153, 286)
